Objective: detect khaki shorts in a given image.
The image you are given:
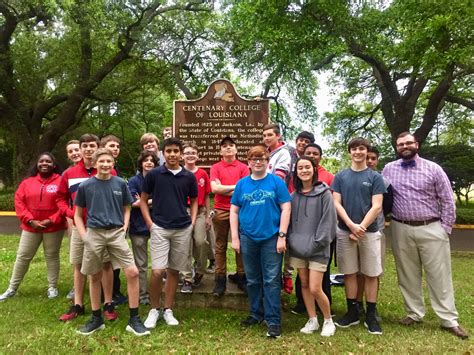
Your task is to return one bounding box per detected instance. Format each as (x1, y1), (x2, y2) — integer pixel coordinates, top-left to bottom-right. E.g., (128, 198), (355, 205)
(81, 227), (134, 275)
(336, 227), (382, 277)
(290, 256), (327, 272)
(69, 226), (85, 265)
(150, 223), (193, 271)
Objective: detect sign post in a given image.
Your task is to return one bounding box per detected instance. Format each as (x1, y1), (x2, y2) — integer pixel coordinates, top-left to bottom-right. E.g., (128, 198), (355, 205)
(174, 79), (270, 167)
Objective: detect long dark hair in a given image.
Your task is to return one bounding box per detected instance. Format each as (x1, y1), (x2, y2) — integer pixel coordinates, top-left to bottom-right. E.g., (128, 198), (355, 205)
(29, 152), (62, 177)
(292, 156), (320, 192)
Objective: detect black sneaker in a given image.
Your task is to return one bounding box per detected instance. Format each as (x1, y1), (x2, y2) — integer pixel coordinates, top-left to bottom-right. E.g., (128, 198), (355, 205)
(228, 273), (239, 284)
(237, 275), (247, 294)
(240, 316), (262, 327)
(193, 273), (204, 287)
(266, 324), (281, 338)
(335, 311), (360, 328)
(76, 315), (105, 335)
(213, 277), (226, 297)
(126, 315), (151, 336)
(112, 292), (128, 306)
(291, 303), (307, 315)
(365, 316), (383, 335)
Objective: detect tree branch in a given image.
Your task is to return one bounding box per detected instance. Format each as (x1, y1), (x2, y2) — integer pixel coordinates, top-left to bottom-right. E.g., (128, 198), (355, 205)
(32, 94), (69, 121)
(445, 94), (474, 110)
(311, 54), (336, 71)
(415, 67), (454, 142)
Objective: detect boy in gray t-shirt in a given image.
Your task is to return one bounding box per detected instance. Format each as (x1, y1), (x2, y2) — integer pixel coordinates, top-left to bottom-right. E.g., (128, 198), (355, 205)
(331, 137), (386, 335)
(74, 148), (149, 337)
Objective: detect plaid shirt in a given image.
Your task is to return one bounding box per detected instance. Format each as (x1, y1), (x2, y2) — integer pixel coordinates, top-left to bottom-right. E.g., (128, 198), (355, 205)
(382, 154), (456, 234)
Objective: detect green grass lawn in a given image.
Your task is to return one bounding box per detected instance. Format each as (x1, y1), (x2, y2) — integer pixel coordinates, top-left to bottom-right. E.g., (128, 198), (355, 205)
(0, 234), (472, 353)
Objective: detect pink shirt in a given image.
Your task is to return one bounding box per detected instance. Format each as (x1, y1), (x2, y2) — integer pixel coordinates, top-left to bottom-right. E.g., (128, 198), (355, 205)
(382, 155), (455, 233)
(210, 159), (249, 210)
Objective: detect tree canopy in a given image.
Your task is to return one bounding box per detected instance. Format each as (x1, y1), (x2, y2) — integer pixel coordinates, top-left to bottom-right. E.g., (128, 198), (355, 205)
(0, 0), (472, 182)
(0, 0), (213, 180)
(224, 0), (474, 150)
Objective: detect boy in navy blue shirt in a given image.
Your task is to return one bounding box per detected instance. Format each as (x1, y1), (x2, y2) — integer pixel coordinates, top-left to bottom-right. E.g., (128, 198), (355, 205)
(140, 137), (198, 329)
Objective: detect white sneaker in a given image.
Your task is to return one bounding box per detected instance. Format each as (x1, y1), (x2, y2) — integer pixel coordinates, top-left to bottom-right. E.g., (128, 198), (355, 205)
(67, 288), (75, 300)
(47, 287), (59, 299)
(144, 308), (161, 329)
(300, 317), (319, 334)
(163, 309), (179, 326)
(0, 287), (16, 301)
(321, 318), (336, 337)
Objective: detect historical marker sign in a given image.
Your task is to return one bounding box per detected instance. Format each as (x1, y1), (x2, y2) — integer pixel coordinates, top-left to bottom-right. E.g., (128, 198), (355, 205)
(173, 79), (270, 167)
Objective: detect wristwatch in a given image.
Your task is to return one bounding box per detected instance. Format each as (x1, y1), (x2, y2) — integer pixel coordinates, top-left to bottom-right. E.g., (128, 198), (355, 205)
(278, 232), (287, 239)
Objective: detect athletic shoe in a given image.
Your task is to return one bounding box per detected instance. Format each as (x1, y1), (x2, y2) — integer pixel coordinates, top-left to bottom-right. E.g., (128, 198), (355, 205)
(139, 295), (150, 305)
(206, 260), (215, 274)
(240, 316), (262, 327)
(66, 288), (75, 300)
(213, 277), (226, 297)
(282, 276), (293, 294)
(228, 273), (239, 284)
(365, 316), (383, 335)
(126, 315), (151, 336)
(76, 315), (105, 335)
(47, 287), (59, 299)
(181, 281), (193, 294)
(291, 303), (307, 315)
(163, 309), (179, 326)
(193, 273), (204, 287)
(103, 303), (118, 321)
(0, 287), (16, 301)
(112, 292), (127, 306)
(321, 319), (336, 337)
(266, 325), (281, 338)
(59, 304), (85, 322)
(335, 311), (360, 328)
(236, 274), (247, 294)
(144, 308), (161, 329)
(300, 317), (319, 334)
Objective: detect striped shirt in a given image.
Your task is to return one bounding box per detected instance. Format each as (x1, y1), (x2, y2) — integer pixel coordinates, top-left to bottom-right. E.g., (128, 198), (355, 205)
(382, 154), (455, 234)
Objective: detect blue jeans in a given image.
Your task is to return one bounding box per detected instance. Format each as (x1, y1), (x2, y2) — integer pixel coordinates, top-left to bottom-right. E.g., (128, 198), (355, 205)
(240, 234), (283, 326)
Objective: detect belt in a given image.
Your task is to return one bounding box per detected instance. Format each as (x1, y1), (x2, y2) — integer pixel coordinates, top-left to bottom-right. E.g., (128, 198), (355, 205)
(392, 217), (439, 226)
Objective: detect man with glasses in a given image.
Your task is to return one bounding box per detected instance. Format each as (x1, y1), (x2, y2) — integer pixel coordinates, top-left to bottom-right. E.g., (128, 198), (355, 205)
(382, 132), (468, 340)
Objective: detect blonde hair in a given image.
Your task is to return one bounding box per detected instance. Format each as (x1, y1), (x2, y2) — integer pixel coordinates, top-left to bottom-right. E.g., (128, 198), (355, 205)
(92, 148), (114, 165)
(140, 133), (160, 147)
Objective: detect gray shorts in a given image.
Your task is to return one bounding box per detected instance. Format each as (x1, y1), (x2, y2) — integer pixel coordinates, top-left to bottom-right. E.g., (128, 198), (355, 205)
(150, 223), (193, 271)
(336, 227), (382, 277)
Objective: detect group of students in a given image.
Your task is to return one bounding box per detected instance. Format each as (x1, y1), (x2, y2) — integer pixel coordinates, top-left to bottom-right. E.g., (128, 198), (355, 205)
(0, 123), (468, 340)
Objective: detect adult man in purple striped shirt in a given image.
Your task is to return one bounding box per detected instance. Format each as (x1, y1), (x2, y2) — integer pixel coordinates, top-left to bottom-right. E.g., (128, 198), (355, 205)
(382, 132), (468, 340)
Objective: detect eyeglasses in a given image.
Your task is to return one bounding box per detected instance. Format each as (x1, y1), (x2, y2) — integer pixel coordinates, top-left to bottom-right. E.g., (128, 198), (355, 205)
(249, 158), (267, 163)
(396, 141), (416, 148)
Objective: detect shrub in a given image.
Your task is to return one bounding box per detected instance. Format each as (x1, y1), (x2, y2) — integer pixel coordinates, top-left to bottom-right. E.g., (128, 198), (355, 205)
(456, 205), (474, 224)
(0, 191), (14, 211)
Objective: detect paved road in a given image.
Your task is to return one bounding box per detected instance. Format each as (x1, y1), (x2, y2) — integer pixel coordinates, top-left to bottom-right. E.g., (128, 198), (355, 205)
(1, 215), (473, 251)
